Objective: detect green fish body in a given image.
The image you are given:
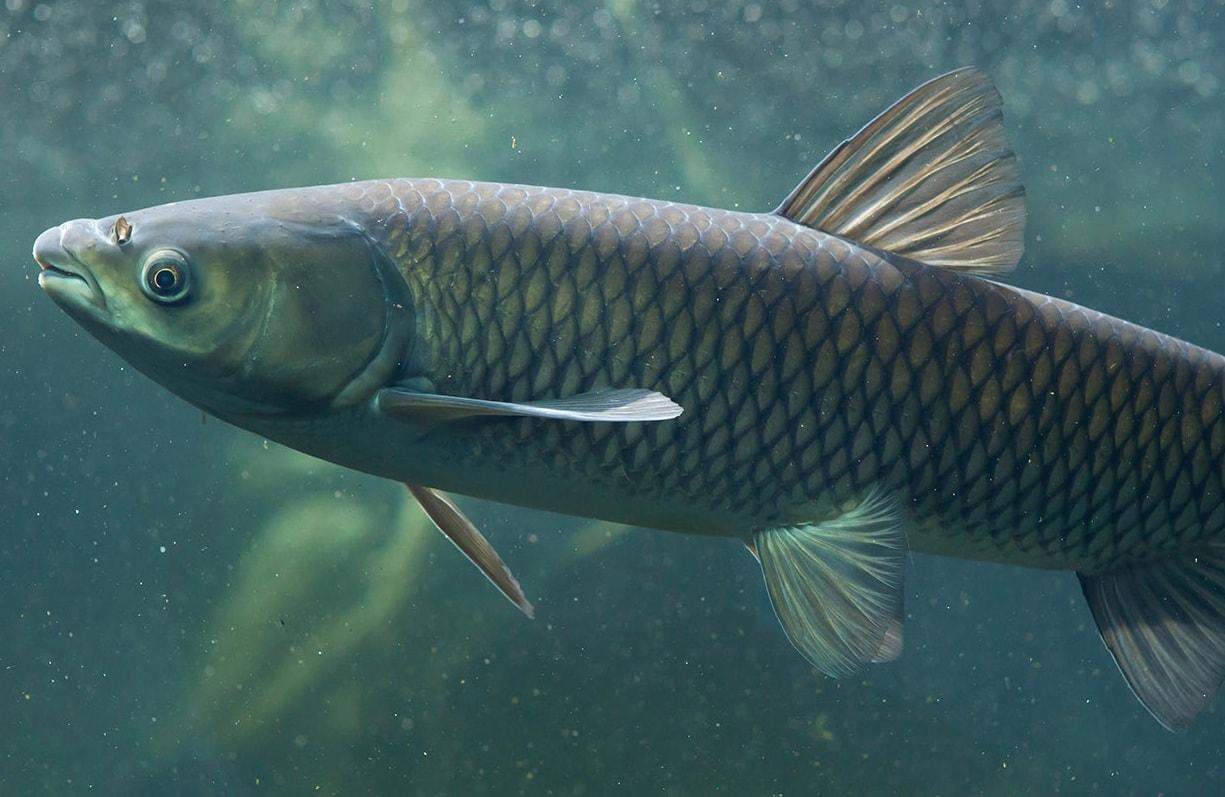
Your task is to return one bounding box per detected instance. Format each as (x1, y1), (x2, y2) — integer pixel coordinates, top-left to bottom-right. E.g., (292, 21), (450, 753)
(33, 69), (1225, 730)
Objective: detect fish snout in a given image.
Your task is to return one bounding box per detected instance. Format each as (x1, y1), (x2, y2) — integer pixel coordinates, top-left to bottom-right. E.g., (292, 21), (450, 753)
(32, 224), (66, 271)
(34, 218), (106, 266)
(33, 220), (107, 312)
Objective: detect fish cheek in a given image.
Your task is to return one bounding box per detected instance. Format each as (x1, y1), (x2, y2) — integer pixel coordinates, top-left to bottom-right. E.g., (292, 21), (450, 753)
(236, 237), (391, 409)
(107, 265), (264, 385)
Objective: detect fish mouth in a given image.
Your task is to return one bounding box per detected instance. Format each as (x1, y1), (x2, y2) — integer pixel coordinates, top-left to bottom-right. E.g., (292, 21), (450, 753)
(33, 224), (106, 312)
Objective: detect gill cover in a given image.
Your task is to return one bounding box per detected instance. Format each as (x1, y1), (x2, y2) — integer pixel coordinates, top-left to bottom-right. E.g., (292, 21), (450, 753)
(231, 219), (406, 411)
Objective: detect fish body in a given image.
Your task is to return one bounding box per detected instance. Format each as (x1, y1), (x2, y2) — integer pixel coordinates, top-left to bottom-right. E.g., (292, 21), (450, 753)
(33, 69), (1225, 729)
(287, 178), (1225, 574)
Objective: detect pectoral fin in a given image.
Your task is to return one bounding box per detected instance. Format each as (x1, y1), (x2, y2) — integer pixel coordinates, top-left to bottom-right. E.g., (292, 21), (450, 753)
(406, 483), (535, 618)
(379, 386), (682, 424)
(1079, 545), (1225, 731)
(753, 488), (906, 677)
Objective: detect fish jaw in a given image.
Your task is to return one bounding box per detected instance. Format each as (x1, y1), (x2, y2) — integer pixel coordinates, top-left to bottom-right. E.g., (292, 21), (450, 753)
(33, 222), (109, 321)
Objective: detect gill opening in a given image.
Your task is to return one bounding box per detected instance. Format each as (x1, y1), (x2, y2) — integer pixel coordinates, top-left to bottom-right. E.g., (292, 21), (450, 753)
(330, 221), (417, 408)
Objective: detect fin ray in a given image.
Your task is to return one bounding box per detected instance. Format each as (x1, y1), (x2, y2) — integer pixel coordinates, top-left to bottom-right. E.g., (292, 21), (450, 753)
(380, 387), (682, 424)
(775, 67), (1025, 275)
(406, 483), (535, 618)
(871, 618), (904, 663)
(754, 488), (906, 677)
(1079, 545), (1225, 730)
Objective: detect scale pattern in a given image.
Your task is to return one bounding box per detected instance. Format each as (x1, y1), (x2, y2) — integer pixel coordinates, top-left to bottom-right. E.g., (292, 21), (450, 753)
(352, 178), (1225, 572)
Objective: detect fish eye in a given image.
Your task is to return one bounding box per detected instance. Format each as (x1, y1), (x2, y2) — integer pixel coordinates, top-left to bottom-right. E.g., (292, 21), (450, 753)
(140, 250), (192, 304)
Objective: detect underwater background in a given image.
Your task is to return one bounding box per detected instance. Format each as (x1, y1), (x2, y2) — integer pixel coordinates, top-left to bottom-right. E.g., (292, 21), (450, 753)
(2, 1), (1223, 793)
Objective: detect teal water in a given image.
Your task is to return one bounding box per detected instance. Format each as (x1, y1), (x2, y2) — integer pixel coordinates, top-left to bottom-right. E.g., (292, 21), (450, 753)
(3, 1), (1223, 793)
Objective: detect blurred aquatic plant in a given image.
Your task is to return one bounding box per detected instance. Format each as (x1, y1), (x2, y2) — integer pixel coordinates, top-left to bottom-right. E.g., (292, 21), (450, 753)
(184, 490), (430, 743)
(176, 440), (628, 755)
(602, 0), (723, 203)
(224, 0), (490, 181)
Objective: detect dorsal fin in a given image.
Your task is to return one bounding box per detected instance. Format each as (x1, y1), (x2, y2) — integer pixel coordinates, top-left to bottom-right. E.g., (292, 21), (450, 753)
(775, 67), (1025, 275)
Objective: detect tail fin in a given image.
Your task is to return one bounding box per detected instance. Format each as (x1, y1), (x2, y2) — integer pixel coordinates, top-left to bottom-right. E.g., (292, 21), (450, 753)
(1080, 546), (1225, 730)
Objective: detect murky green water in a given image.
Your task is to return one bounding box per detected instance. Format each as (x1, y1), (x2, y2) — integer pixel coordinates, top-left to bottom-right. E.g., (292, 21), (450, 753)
(3, 1), (1223, 793)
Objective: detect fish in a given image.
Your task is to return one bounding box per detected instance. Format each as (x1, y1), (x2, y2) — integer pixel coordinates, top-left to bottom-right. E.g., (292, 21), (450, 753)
(32, 68), (1225, 730)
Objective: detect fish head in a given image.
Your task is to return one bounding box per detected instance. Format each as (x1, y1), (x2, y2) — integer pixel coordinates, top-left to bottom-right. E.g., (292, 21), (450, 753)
(33, 190), (410, 419)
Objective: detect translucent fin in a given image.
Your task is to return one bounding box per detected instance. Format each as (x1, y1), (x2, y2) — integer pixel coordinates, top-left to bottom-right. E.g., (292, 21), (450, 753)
(406, 483), (535, 618)
(1080, 546), (1225, 731)
(775, 67), (1025, 274)
(754, 488), (906, 677)
(380, 387), (682, 424)
(871, 618), (904, 663)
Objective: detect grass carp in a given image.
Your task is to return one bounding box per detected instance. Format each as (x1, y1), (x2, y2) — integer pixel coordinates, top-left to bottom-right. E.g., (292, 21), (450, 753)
(33, 69), (1225, 730)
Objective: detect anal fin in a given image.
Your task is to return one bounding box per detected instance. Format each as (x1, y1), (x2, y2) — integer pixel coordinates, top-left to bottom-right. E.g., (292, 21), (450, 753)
(871, 618), (904, 663)
(406, 483), (535, 618)
(1080, 545), (1225, 730)
(754, 488), (906, 677)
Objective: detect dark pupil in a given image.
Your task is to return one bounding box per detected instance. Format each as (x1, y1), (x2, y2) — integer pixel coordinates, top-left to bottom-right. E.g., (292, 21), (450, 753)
(153, 267), (178, 293)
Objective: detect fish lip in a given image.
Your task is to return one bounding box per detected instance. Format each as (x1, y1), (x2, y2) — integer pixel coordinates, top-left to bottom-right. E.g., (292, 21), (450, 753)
(33, 225), (107, 313)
